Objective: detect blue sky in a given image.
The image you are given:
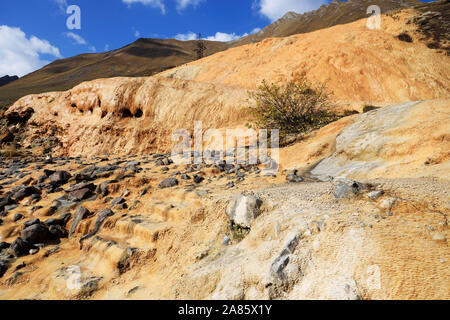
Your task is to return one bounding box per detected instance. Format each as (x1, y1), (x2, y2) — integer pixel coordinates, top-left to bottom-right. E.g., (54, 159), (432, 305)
(0, 0), (434, 77)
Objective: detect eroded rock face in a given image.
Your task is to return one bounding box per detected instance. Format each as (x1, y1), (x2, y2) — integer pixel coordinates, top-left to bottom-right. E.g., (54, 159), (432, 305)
(311, 100), (450, 180)
(159, 11), (450, 103)
(5, 77), (249, 157)
(226, 194), (263, 228)
(5, 9), (450, 159)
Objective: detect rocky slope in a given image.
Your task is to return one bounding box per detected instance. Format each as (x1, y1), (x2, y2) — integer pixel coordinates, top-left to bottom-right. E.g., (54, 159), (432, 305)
(0, 5), (448, 300)
(160, 9), (450, 105)
(0, 149), (448, 299)
(3, 7), (449, 159)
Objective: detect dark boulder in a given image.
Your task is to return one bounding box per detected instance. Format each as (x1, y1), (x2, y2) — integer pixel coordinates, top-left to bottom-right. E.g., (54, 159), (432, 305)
(70, 207), (91, 236)
(21, 223), (50, 244)
(80, 209), (115, 243)
(12, 186), (41, 201)
(9, 238), (32, 257)
(43, 169), (55, 177)
(24, 218), (40, 228)
(65, 182), (96, 193)
(193, 175), (205, 184)
(0, 242), (10, 250)
(96, 180), (116, 197)
(0, 196), (15, 211)
(49, 171), (72, 186)
(69, 188), (93, 201)
(158, 178), (178, 189)
(44, 212), (71, 227)
(0, 260), (9, 278)
(48, 225), (68, 239)
(111, 197), (125, 207)
(13, 213), (24, 222)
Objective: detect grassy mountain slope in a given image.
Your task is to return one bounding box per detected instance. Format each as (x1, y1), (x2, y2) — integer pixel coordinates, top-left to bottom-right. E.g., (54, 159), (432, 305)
(231, 0), (421, 47)
(0, 38), (227, 107)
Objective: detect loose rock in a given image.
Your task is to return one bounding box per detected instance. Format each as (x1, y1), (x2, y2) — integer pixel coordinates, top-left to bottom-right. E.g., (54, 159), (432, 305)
(226, 194), (263, 228)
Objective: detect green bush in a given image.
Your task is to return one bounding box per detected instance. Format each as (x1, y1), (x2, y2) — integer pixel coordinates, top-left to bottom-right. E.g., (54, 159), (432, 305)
(363, 105), (380, 113)
(248, 77), (340, 141)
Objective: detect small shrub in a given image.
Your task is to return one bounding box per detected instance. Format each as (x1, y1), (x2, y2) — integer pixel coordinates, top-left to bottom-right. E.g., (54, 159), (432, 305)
(427, 42), (440, 49)
(0, 143), (21, 157)
(230, 223), (249, 243)
(342, 109), (360, 116)
(363, 105), (380, 113)
(397, 32), (413, 43)
(248, 76), (339, 142)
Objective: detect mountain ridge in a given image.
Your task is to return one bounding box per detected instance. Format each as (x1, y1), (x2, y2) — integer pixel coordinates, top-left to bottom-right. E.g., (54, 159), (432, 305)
(230, 0), (421, 47)
(0, 38), (228, 107)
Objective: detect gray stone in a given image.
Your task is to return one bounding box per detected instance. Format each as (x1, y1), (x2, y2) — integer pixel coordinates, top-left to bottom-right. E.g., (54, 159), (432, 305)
(286, 170), (303, 183)
(5, 204), (18, 211)
(69, 188), (93, 201)
(111, 197), (125, 207)
(367, 190), (384, 200)
(13, 213), (24, 222)
(333, 178), (365, 199)
(225, 194), (263, 228)
(226, 182), (235, 189)
(49, 171), (72, 186)
(222, 236), (231, 246)
(158, 178), (179, 189)
(23, 218), (40, 228)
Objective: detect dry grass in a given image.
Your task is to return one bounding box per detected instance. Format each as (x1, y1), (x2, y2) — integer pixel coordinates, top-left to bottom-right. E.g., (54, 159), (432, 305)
(0, 143), (22, 157)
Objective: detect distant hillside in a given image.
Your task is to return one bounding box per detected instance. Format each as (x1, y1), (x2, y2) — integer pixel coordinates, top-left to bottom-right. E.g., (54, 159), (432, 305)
(0, 38), (227, 107)
(0, 0), (437, 107)
(230, 0), (420, 47)
(0, 75), (19, 87)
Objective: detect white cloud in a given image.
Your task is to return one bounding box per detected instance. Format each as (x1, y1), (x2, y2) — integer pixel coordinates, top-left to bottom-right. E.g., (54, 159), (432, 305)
(251, 27), (262, 34)
(54, 0), (68, 13)
(175, 28), (262, 42)
(122, 0), (166, 14)
(206, 32), (242, 42)
(175, 32), (198, 41)
(104, 44), (110, 51)
(256, 0), (327, 21)
(64, 32), (96, 53)
(134, 30), (141, 37)
(65, 32), (87, 45)
(176, 0), (205, 12)
(0, 25), (62, 77)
